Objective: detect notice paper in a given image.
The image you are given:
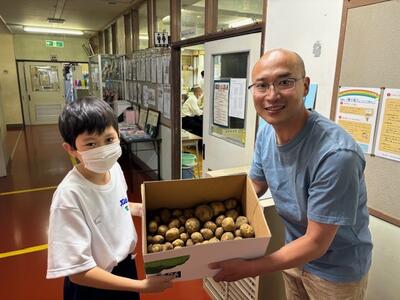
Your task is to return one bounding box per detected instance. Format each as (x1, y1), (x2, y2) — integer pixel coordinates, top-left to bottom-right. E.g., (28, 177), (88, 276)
(228, 78), (246, 119)
(335, 87), (380, 154)
(213, 81), (230, 127)
(374, 88), (400, 161)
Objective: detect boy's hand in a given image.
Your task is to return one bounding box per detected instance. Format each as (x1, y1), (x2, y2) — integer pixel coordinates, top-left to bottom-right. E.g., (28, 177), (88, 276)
(128, 202), (143, 217)
(138, 275), (174, 293)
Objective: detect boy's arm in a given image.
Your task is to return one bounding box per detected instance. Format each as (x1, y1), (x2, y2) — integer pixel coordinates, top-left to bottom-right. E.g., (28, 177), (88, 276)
(69, 266), (173, 293)
(128, 202), (143, 217)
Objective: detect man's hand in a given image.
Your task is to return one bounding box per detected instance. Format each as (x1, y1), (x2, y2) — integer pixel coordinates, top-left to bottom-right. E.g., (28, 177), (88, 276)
(209, 258), (257, 282)
(128, 202), (143, 217)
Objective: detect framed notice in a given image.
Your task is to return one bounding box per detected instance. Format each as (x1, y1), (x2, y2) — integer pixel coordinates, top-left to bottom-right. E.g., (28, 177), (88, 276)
(145, 109), (160, 138)
(213, 80), (230, 127)
(374, 88), (400, 161)
(138, 107), (148, 130)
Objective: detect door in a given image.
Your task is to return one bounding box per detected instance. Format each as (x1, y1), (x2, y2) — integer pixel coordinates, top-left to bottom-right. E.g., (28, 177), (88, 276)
(24, 62), (65, 124)
(202, 33), (261, 173)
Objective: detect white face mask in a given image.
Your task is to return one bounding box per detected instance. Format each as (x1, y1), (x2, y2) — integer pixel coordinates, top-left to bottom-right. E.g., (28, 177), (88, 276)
(78, 142), (122, 173)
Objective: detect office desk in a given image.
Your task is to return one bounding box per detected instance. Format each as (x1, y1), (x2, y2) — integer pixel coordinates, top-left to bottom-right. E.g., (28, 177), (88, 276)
(182, 132), (202, 177)
(120, 135), (161, 191)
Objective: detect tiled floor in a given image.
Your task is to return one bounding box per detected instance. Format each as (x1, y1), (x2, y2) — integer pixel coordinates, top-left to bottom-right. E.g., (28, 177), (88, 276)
(0, 125), (210, 300)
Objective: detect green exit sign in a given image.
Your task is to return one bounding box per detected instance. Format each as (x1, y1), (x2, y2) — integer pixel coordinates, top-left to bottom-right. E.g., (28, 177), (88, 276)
(45, 40), (64, 48)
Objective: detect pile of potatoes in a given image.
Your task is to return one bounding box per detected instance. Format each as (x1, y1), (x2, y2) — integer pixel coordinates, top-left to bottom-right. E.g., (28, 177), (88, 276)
(146, 198), (255, 253)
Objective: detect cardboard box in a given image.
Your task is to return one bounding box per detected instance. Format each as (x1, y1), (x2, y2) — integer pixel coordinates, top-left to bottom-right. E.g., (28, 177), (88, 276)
(141, 174), (271, 281)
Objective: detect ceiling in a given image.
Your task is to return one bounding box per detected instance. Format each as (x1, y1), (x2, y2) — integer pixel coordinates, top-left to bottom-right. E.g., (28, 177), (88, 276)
(0, 0), (141, 37)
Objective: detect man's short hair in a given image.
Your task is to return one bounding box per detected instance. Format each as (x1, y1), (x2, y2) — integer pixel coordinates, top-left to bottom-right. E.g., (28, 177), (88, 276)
(58, 96), (118, 149)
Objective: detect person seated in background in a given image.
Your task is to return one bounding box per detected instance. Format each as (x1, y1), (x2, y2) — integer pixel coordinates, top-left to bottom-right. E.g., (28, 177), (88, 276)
(182, 85), (203, 137)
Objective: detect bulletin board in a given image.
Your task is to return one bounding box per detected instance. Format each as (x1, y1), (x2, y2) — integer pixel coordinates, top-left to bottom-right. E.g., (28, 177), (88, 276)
(336, 0), (400, 226)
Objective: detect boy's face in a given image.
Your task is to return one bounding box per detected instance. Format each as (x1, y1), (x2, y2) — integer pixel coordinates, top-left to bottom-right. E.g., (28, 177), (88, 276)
(63, 126), (119, 160)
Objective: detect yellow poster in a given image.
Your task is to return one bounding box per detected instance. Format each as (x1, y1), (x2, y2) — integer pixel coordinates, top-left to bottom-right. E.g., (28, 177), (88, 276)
(375, 89), (400, 161)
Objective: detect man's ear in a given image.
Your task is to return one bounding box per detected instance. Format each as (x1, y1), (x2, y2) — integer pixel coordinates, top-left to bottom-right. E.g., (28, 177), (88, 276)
(303, 76), (311, 97)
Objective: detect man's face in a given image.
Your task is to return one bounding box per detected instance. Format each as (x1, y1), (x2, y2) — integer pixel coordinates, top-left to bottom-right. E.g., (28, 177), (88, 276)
(251, 51), (309, 128)
(194, 88), (203, 98)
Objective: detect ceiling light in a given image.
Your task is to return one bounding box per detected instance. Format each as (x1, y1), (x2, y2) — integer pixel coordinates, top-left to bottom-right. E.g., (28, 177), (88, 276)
(24, 26), (84, 35)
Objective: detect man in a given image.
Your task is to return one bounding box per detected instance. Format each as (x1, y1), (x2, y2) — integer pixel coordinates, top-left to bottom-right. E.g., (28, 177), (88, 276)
(182, 85), (203, 137)
(210, 49), (372, 299)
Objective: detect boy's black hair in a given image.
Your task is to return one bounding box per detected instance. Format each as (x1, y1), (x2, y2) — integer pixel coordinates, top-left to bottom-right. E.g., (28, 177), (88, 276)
(58, 96), (118, 149)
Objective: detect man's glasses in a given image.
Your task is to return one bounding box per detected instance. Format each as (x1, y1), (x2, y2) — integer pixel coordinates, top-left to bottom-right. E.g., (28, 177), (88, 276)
(248, 77), (304, 95)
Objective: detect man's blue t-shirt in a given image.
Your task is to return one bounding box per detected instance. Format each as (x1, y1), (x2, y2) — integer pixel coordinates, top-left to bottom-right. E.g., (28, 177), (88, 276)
(250, 111), (372, 283)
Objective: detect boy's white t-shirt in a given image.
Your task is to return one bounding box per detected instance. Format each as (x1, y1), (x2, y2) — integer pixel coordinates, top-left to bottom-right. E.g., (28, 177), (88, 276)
(47, 162), (137, 279)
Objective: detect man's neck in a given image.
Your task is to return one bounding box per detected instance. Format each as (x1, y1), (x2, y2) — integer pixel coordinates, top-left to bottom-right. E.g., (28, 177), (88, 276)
(274, 109), (309, 145)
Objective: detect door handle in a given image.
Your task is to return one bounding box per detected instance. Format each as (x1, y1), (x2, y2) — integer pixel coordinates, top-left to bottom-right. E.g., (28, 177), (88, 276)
(28, 94), (31, 101)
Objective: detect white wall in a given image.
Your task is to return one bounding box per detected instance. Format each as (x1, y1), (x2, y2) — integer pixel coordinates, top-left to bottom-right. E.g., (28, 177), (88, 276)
(367, 216), (400, 299)
(264, 0), (343, 118)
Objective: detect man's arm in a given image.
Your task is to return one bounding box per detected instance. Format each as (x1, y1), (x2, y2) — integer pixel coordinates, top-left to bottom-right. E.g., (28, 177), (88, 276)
(210, 219), (338, 282)
(251, 178), (268, 197)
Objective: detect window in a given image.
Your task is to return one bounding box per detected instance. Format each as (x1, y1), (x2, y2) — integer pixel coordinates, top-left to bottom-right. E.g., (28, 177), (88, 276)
(156, 0), (170, 33)
(138, 2), (149, 49)
(217, 0), (263, 31)
(181, 0), (205, 39)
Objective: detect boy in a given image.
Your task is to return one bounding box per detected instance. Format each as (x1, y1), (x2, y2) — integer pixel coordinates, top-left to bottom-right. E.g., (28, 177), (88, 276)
(47, 97), (173, 299)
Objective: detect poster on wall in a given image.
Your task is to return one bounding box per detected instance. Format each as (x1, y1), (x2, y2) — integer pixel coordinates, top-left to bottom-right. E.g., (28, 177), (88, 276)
(213, 81), (230, 127)
(374, 88), (400, 161)
(228, 78), (246, 119)
(157, 85), (164, 112)
(335, 87), (381, 154)
(163, 84), (171, 119)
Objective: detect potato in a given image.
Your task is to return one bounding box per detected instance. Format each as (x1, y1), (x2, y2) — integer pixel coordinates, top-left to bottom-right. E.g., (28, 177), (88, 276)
(151, 244), (163, 252)
(215, 227), (224, 239)
(222, 217), (236, 232)
(240, 224), (255, 238)
(203, 221), (217, 232)
(235, 229), (242, 237)
(186, 239), (194, 246)
(195, 204), (213, 222)
(178, 215), (187, 226)
(209, 201), (226, 216)
(235, 216), (248, 228)
(163, 242), (173, 251)
(148, 220), (158, 234)
(215, 215), (225, 227)
(172, 209), (183, 218)
(179, 226), (185, 234)
(225, 209), (239, 221)
(234, 237), (243, 240)
(157, 225), (168, 236)
(174, 245), (183, 249)
(160, 208), (171, 224)
(147, 235), (154, 244)
(200, 228), (214, 240)
(165, 228), (180, 242)
(183, 208), (194, 218)
(172, 239), (185, 248)
(202, 240), (210, 245)
(209, 237), (220, 243)
(180, 232), (189, 243)
(153, 215), (161, 223)
(191, 232), (204, 243)
(224, 199), (238, 210)
(168, 218), (180, 229)
(185, 218), (201, 234)
(152, 235), (165, 244)
(221, 232), (234, 241)
(147, 245), (153, 253)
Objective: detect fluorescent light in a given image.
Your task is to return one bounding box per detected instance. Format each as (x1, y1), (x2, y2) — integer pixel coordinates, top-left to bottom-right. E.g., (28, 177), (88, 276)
(229, 18), (253, 28)
(24, 26), (83, 35)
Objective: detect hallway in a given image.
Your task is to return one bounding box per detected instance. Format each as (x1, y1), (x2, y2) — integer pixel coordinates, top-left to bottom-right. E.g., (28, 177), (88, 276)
(0, 125), (210, 300)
